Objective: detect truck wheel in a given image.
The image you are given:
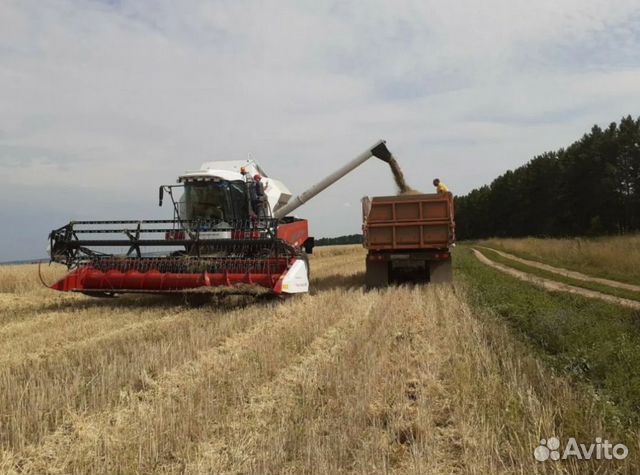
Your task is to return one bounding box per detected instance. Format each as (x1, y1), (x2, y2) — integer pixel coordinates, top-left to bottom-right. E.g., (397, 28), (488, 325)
(366, 260), (389, 288)
(429, 257), (453, 284)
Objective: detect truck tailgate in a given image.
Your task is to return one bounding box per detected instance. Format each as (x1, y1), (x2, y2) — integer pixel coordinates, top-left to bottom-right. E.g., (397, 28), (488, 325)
(362, 193), (455, 250)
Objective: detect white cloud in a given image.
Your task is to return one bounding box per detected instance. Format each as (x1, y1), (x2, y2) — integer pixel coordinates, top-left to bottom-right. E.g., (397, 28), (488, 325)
(1, 0), (640, 259)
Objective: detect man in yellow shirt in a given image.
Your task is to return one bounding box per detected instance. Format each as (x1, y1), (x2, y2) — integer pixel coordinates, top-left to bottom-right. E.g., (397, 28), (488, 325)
(433, 178), (449, 194)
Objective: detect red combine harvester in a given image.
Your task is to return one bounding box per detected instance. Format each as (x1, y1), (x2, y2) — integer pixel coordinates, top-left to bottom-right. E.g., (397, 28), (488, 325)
(47, 140), (392, 296)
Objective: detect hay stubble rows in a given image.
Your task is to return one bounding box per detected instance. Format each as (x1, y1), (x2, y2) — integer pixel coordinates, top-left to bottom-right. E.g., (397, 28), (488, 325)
(0, 245), (636, 474)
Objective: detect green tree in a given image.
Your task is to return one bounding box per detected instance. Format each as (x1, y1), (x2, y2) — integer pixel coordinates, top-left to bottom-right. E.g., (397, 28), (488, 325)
(455, 115), (640, 239)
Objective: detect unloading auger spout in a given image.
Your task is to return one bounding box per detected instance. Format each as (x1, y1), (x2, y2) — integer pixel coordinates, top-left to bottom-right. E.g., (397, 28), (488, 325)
(273, 139), (391, 219)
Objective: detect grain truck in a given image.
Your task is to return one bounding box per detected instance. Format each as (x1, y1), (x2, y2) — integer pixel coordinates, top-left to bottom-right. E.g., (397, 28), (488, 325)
(362, 192), (455, 286)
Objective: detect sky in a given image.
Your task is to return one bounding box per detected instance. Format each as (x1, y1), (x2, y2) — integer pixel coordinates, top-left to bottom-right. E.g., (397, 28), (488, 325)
(2, 0), (640, 261)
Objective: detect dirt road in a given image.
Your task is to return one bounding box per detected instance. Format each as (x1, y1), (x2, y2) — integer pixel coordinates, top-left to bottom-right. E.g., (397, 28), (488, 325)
(480, 246), (640, 293)
(473, 248), (640, 310)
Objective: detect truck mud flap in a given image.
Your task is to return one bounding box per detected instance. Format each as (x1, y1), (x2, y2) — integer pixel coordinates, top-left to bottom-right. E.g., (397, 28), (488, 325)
(429, 257), (453, 284)
(366, 260), (389, 288)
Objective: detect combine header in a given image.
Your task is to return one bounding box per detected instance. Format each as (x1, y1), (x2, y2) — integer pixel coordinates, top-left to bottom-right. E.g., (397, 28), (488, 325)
(48, 140), (392, 296)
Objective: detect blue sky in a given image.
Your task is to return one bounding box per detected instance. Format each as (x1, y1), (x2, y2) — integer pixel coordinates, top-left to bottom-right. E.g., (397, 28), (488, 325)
(2, 0), (640, 260)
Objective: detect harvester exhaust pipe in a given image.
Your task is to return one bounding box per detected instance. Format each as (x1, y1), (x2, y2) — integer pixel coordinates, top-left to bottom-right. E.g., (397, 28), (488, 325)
(273, 139), (391, 219)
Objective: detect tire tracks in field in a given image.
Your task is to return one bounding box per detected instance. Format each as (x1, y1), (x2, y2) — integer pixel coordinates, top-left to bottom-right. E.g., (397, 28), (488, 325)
(0, 294), (165, 326)
(0, 294), (77, 325)
(2, 291), (360, 474)
(0, 307), (196, 449)
(480, 246), (640, 293)
(0, 301), (277, 451)
(340, 287), (466, 475)
(0, 305), (191, 365)
(188, 286), (469, 475)
(473, 249), (640, 310)
(0, 304), (186, 360)
(1, 251), (366, 457)
(185, 290), (376, 474)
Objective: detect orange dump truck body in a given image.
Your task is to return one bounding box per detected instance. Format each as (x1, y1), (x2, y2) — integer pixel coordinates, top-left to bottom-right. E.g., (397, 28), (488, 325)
(362, 193), (455, 286)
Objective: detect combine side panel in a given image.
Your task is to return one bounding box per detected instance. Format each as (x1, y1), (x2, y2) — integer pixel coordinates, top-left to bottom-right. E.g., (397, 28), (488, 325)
(276, 219), (309, 248)
(274, 258), (309, 294)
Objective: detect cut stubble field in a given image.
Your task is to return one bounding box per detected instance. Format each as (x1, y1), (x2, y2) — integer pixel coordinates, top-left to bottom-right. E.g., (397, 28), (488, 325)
(0, 245), (638, 474)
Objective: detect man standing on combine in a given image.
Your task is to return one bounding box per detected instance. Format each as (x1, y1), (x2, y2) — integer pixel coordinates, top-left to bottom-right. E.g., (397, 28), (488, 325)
(251, 174), (266, 216)
(433, 178), (449, 194)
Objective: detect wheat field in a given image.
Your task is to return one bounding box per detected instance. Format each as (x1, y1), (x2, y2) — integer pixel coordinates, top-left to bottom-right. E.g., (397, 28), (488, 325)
(0, 246), (636, 474)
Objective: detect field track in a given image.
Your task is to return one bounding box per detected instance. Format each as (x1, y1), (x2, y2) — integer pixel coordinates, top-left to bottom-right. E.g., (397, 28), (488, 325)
(478, 246), (640, 293)
(1, 245), (638, 474)
(473, 248), (640, 310)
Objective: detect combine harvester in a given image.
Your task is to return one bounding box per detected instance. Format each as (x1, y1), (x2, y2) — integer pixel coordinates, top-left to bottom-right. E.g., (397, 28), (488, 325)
(47, 140), (392, 296)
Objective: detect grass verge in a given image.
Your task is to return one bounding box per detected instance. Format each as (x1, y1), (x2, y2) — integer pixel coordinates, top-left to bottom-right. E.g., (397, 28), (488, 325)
(479, 247), (640, 303)
(480, 236), (640, 286)
(455, 245), (640, 426)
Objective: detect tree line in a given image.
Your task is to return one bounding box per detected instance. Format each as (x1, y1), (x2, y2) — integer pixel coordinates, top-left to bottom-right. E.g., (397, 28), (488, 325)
(315, 234), (363, 246)
(455, 115), (640, 240)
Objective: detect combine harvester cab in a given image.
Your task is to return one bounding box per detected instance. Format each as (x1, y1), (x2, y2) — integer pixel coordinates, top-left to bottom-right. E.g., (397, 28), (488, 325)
(47, 140), (392, 297)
